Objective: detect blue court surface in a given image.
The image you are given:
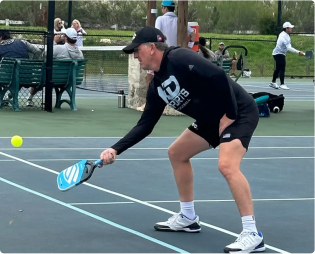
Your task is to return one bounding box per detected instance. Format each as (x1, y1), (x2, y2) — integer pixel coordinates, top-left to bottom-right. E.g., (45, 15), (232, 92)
(0, 136), (314, 253)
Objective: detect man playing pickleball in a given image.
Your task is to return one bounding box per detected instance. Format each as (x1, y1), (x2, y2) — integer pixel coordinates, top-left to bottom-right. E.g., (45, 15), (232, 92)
(100, 27), (264, 253)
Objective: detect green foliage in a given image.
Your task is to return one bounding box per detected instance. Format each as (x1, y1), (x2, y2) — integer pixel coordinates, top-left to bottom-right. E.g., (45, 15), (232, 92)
(258, 13), (278, 35)
(0, 0), (313, 33)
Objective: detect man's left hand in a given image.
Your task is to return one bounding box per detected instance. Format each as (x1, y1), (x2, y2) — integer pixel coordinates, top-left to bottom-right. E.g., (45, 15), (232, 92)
(219, 114), (235, 135)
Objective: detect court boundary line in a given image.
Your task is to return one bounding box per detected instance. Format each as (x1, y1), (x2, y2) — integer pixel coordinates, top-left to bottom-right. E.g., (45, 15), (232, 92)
(69, 198), (315, 206)
(0, 156), (314, 163)
(0, 177), (189, 254)
(0, 151), (290, 254)
(0, 146), (313, 151)
(0, 136), (314, 139)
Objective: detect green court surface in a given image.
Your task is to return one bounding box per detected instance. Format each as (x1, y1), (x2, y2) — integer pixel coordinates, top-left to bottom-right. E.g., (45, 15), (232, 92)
(0, 98), (313, 137)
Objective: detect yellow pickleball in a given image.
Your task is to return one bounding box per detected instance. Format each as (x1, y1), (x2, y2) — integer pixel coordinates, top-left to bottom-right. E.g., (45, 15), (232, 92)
(11, 135), (23, 147)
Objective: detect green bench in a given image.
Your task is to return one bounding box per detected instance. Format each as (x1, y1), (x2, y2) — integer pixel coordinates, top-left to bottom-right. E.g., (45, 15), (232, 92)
(0, 58), (19, 111)
(1, 58), (87, 111)
(52, 59), (87, 111)
(211, 59), (232, 74)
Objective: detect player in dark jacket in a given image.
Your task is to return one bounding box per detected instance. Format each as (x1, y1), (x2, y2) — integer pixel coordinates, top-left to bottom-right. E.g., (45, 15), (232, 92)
(99, 27), (265, 253)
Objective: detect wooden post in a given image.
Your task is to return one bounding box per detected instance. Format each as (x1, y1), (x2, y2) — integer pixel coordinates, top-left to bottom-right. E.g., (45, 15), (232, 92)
(146, 1), (157, 27)
(177, 0), (188, 47)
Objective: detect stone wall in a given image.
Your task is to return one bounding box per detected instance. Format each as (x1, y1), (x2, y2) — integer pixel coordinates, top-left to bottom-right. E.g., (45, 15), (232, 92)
(127, 54), (184, 116)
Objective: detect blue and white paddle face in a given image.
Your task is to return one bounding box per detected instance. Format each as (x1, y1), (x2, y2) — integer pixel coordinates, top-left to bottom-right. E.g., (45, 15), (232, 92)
(57, 159), (103, 191)
(57, 160), (87, 191)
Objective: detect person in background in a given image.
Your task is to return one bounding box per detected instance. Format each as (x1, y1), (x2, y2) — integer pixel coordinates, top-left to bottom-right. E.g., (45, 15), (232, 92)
(269, 21), (304, 90)
(71, 19), (87, 47)
(215, 42), (237, 78)
(0, 29), (41, 59)
(27, 28), (84, 107)
(52, 28), (84, 60)
(0, 29), (42, 106)
(155, 0), (196, 48)
(198, 37), (216, 61)
(54, 18), (66, 45)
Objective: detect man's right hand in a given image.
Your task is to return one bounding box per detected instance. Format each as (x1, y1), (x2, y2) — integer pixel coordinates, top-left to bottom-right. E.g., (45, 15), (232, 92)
(100, 148), (117, 166)
(299, 51), (305, 56)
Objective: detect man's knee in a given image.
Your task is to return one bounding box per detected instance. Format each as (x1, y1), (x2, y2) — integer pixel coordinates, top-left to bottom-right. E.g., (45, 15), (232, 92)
(218, 158), (235, 179)
(168, 145), (189, 163)
(218, 139), (245, 178)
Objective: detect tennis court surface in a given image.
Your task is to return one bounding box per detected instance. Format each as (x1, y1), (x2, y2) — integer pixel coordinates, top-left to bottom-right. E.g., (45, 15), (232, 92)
(0, 136), (314, 253)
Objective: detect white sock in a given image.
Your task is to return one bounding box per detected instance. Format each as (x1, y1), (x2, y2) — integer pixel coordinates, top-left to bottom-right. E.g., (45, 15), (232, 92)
(242, 215), (258, 233)
(180, 201), (196, 220)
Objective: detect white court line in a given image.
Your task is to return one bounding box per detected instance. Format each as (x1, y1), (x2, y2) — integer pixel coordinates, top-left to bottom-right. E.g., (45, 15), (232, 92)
(70, 198), (315, 206)
(29, 156), (315, 161)
(0, 151), (289, 254)
(0, 178), (189, 254)
(241, 84), (315, 92)
(0, 147), (313, 151)
(0, 136), (314, 139)
(0, 157), (314, 163)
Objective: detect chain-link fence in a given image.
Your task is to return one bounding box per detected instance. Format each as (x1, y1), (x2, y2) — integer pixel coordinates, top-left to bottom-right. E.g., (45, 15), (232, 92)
(208, 37), (276, 77)
(77, 34), (132, 94)
(207, 34), (314, 78)
(284, 33), (314, 78)
(1, 29), (313, 111)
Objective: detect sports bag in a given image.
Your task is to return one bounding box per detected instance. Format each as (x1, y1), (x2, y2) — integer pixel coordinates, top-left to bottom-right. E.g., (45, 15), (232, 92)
(250, 92), (285, 113)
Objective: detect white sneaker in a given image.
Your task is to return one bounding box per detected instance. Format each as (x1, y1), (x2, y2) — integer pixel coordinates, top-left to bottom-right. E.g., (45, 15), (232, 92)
(279, 84), (290, 90)
(26, 100), (34, 107)
(154, 213), (201, 232)
(269, 82), (279, 89)
(224, 231), (265, 253)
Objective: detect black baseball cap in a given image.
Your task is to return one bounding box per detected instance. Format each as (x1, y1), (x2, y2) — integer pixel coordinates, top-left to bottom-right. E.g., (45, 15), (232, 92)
(122, 26), (165, 54)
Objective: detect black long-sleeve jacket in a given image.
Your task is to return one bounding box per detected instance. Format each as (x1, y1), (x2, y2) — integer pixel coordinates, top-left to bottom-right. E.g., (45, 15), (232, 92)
(111, 47), (256, 155)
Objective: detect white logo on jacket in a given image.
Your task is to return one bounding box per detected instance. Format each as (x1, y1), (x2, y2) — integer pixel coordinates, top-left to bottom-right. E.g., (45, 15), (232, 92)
(157, 75), (190, 110)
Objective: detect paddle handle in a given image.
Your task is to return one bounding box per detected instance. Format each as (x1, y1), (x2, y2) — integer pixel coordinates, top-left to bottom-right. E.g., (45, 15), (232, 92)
(95, 159), (103, 166)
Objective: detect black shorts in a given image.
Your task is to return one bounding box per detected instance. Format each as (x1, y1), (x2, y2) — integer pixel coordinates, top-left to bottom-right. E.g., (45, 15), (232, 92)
(188, 107), (259, 150)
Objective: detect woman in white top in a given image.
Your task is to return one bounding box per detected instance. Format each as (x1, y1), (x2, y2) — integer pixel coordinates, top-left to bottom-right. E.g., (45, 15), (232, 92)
(54, 18), (67, 45)
(72, 19), (87, 47)
(270, 22), (304, 90)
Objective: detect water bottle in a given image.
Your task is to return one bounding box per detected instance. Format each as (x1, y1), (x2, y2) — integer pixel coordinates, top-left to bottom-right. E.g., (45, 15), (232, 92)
(118, 90), (126, 108)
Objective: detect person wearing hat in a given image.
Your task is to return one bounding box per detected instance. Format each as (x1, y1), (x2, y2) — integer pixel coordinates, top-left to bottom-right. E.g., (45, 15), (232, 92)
(99, 26), (265, 253)
(52, 28), (84, 60)
(215, 42), (229, 60)
(215, 42), (237, 78)
(270, 21), (304, 90)
(0, 29), (43, 106)
(27, 28), (84, 107)
(0, 29), (42, 60)
(155, 1), (196, 48)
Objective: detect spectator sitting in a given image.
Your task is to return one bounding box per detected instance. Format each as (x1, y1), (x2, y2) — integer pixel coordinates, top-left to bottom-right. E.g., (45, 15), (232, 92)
(53, 28), (84, 59)
(198, 37), (216, 61)
(0, 29), (41, 59)
(28, 28), (84, 107)
(71, 19), (87, 47)
(214, 42), (237, 77)
(0, 29), (42, 107)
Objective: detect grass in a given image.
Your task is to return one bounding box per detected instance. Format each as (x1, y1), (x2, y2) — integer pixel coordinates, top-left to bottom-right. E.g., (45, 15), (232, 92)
(3, 26), (314, 77)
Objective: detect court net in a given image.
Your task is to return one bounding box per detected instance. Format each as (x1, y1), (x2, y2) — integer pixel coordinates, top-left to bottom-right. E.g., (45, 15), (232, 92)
(77, 46), (129, 94)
